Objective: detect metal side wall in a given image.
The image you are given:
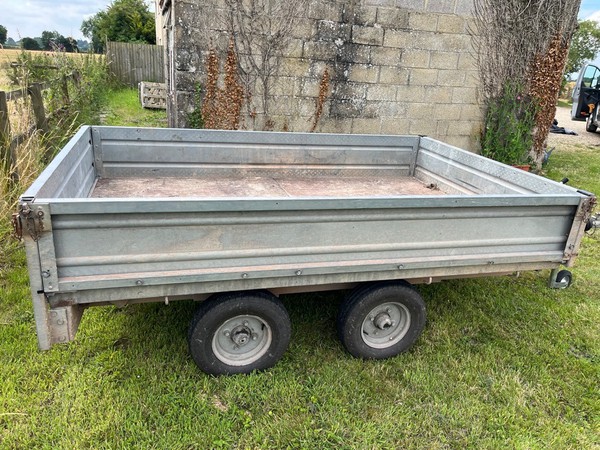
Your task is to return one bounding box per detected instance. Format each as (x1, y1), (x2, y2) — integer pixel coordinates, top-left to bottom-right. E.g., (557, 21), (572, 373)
(93, 127), (420, 179)
(46, 195), (580, 305)
(22, 126), (96, 200)
(414, 138), (584, 196)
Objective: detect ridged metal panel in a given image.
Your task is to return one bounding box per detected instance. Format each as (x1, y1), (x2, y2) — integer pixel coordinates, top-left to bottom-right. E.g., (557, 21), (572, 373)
(48, 200), (575, 298)
(96, 127), (419, 178)
(416, 138), (580, 195)
(23, 126), (95, 200)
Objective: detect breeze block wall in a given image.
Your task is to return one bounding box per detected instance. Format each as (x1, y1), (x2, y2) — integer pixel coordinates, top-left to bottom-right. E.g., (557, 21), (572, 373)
(160, 0), (482, 151)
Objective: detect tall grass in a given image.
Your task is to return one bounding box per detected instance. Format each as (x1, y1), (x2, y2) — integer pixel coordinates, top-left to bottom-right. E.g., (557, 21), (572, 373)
(0, 50), (111, 238)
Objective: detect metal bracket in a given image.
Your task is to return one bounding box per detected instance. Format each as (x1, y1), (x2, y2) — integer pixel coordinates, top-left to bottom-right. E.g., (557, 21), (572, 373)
(11, 212), (22, 240)
(48, 305), (84, 345)
(15, 203), (45, 241)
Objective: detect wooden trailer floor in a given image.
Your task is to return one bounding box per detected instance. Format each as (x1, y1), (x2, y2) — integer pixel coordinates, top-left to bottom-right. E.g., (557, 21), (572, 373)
(91, 176), (448, 198)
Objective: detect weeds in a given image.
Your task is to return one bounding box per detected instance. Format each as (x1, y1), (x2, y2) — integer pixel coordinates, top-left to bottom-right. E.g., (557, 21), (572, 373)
(481, 81), (538, 166)
(187, 83), (205, 129)
(0, 49), (111, 239)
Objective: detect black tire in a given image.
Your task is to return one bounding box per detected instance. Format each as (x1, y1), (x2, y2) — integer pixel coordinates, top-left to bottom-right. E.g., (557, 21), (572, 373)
(337, 281), (426, 359)
(188, 291), (291, 375)
(555, 270), (573, 289)
(586, 113), (597, 133)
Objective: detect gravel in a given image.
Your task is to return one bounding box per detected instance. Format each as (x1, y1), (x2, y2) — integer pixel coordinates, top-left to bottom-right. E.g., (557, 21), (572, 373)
(548, 106), (600, 148)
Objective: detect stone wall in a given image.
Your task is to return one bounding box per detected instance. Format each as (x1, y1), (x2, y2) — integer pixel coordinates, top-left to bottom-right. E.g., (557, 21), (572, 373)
(161, 0), (482, 151)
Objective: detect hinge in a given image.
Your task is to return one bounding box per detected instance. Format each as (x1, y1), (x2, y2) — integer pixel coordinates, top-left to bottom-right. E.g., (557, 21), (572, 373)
(15, 203), (45, 241)
(11, 212), (22, 240)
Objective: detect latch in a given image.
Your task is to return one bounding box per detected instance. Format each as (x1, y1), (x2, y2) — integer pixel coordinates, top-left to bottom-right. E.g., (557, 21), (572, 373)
(13, 203), (45, 241)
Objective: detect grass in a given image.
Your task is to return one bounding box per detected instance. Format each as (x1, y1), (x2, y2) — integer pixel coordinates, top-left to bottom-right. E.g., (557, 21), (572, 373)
(100, 88), (167, 128)
(0, 105), (598, 448)
(557, 98), (572, 109)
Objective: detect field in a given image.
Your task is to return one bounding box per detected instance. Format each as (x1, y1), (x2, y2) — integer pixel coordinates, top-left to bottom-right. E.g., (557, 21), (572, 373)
(0, 49), (48, 89)
(0, 48), (94, 90)
(0, 48), (22, 89)
(0, 91), (598, 448)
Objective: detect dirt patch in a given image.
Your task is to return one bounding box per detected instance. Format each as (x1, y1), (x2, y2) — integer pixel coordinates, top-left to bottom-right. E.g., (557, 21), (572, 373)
(548, 106), (600, 148)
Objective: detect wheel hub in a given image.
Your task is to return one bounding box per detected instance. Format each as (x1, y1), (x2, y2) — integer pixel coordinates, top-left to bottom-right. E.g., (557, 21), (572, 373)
(361, 302), (411, 349)
(212, 315), (273, 366)
(230, 325), (252, 347)
(374, 312), (392, 330)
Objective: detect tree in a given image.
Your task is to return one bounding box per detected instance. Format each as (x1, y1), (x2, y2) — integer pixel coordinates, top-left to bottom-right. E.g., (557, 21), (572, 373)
(21, 37), (41, 51)
(81, 0), (156, 53)
(40, 30), (77, 52)
(565, 20), (600, 77)
(0, 25), (7, 46)
(41, 31), (59, 50)
(77, 39), (90, 52)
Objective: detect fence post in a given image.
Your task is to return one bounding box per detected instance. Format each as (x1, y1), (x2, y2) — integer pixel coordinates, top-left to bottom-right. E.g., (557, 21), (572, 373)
(28, 83), (48, 134)
(61, 74), (70, 104)
(0, 91), (10, 145)
(0, 91), (13, 181)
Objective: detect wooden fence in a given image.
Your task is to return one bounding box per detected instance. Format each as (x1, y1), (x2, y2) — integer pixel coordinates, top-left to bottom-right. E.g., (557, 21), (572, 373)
(106, 41), (165, 87)
(0, 72), (79, 183)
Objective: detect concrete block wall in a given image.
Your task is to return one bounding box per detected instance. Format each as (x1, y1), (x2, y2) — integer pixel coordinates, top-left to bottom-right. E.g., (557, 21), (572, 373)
(164, 0), (482, 151)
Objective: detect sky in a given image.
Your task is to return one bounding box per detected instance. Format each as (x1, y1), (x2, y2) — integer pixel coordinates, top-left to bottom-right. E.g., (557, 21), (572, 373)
(1, 0), (121, 42)
(0, 0), (600, 43)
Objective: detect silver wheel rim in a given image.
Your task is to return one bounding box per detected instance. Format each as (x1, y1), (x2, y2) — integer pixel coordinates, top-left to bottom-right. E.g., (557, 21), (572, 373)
(361, 302), (411, 349)
(212, 315), (272, 366)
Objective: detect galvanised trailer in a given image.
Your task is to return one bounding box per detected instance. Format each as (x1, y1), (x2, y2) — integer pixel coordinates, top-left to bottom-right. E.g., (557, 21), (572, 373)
(13, 127), (596, 375)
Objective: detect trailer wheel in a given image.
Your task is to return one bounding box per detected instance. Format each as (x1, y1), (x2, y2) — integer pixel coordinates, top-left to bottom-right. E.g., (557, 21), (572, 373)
(188, 291), (291, 375)
(337, 281), (426, 359)
(554, 270), (573, 289)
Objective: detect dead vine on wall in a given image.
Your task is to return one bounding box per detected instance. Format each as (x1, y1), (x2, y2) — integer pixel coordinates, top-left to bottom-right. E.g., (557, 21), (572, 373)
(224, 0), (308, 124)
(201, 40), (244, 130)
(529, 34), (571, 158)
(311, 68), (330, 132)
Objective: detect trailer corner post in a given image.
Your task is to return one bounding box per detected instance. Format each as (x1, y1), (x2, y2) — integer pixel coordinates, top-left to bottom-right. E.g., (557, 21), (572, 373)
(22, 233), (53, 350)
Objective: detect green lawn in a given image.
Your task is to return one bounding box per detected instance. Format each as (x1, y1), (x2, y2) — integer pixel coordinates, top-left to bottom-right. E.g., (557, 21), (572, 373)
(0, 100), (598, 448)
(99, 87), (167, 128)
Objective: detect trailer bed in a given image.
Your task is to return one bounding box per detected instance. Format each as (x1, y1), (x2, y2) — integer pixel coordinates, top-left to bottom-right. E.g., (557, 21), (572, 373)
(91, 175), (447, 198)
